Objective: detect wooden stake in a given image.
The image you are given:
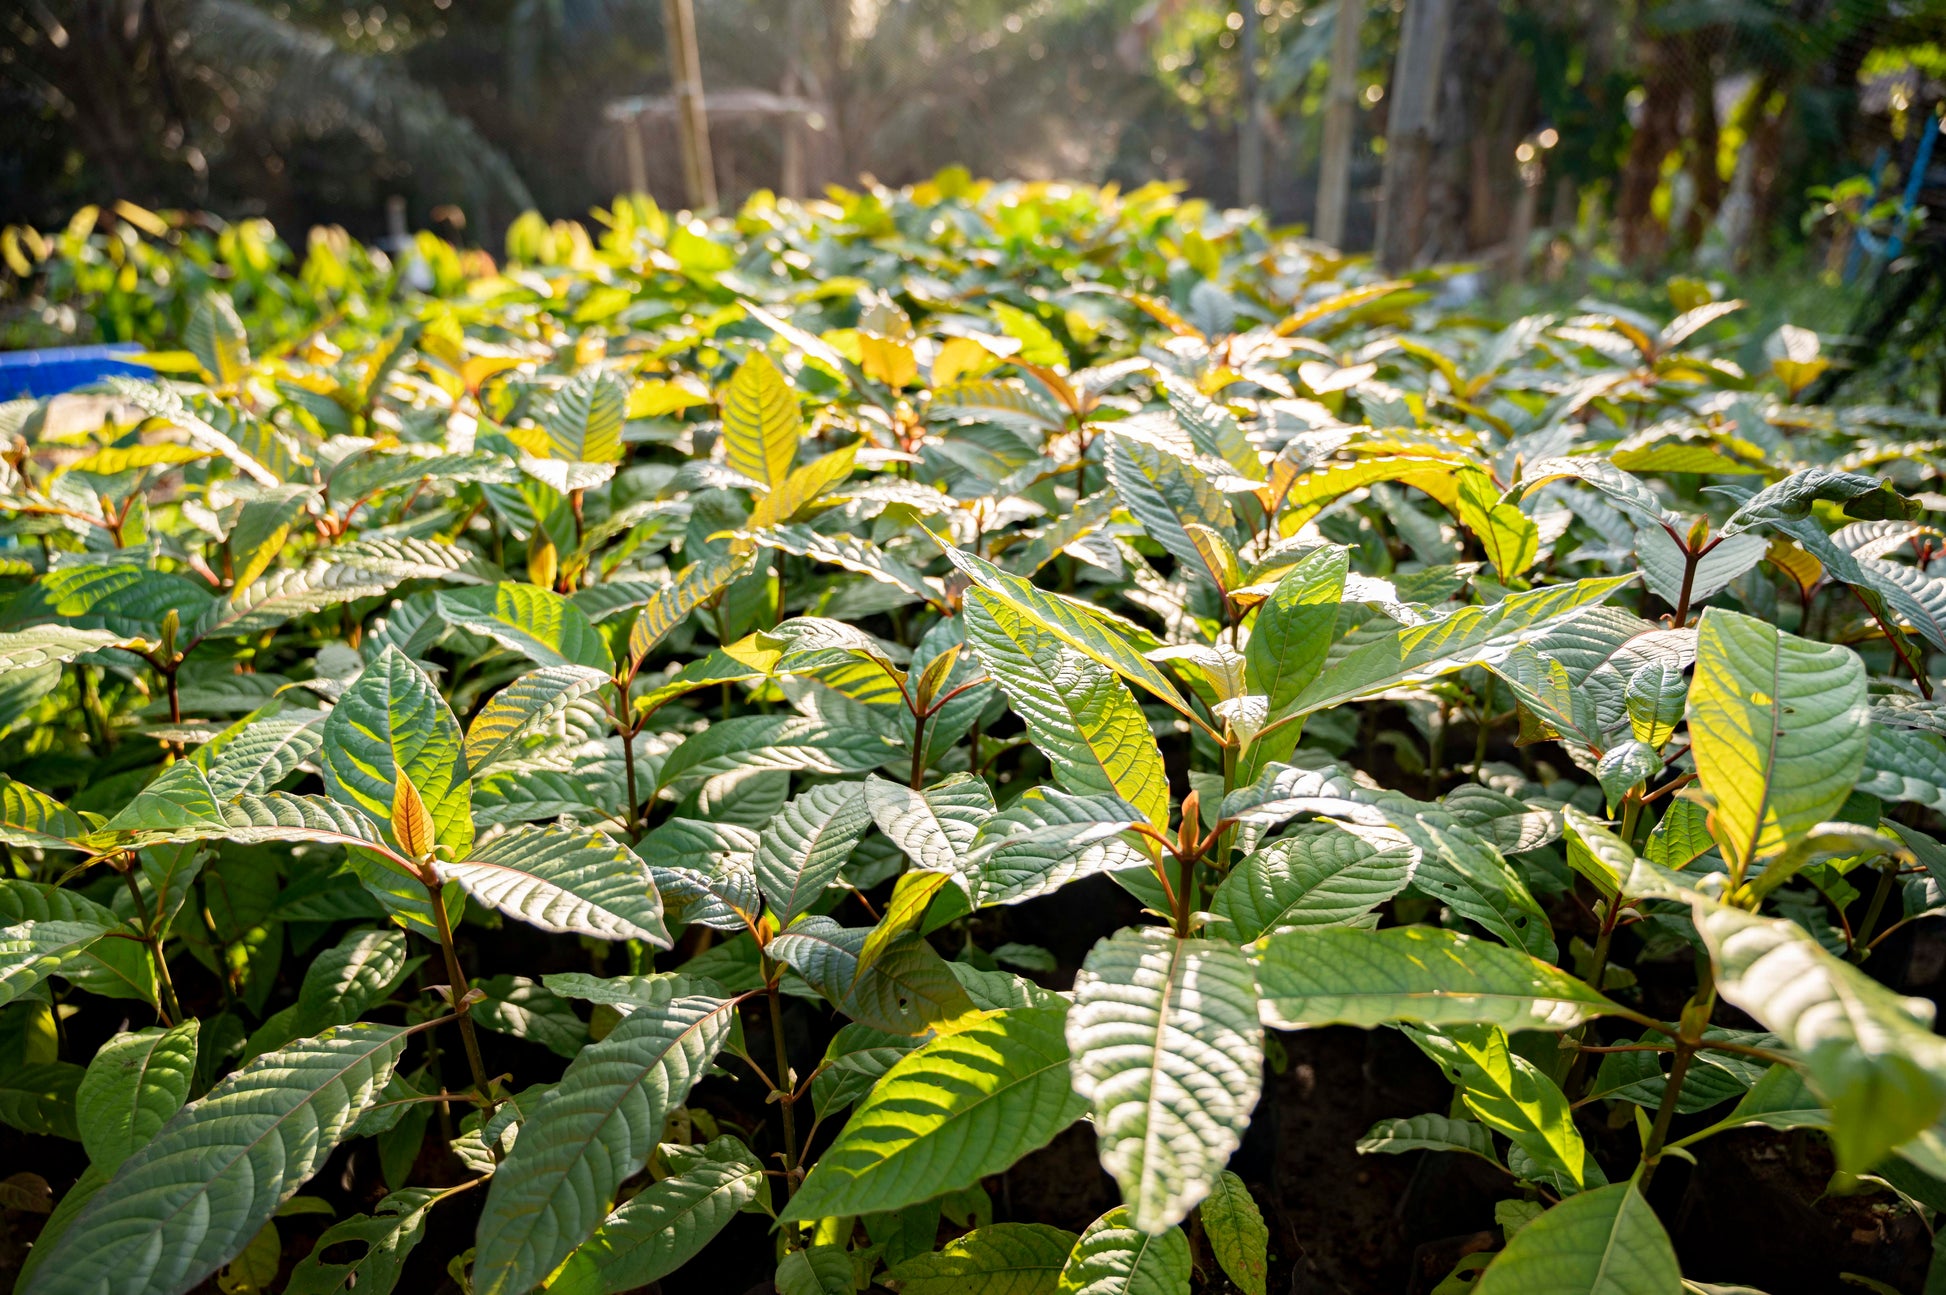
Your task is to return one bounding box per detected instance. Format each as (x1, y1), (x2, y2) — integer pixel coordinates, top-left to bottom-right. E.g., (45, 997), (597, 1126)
(663, 0), (717, 210)
(1238, 0), (1265, 208)
(1315, 0), (1365, 248)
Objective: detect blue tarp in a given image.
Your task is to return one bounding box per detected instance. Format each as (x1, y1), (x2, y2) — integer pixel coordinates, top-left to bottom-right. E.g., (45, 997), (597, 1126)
(0, 344), (148, 399)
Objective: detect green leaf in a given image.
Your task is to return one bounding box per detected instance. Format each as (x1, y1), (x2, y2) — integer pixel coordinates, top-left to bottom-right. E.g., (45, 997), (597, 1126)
(1209, 821), (1419, 939)
(0, 776), (88, 850)
(720, 351), (801, 490)
(1355, 1113), (1500, 1161)
(757, 782), (873, 925)
(749, 524), (945, 608)
(966, 588), (1169, 831)
(1409, 819), (1557, 963)
(0, 626), (137, 673)
(472, 975), (589, 1059)
(463, 665), (611, 772)
(784, 1005), (1086, 1220)
(1105, 429), (1236, 582)
(544, 369), (627, 464)
(624, 556), (744, 665)
(1718, 468), (1911, 537)
(1057, 1207), (1191, 1295)
(294, 929), (410, 1035)
(845, 928), (980, 1036)
(439, 824), (669, 944)
(776, 1245), (854, 1295)
(1636, 866), (1946, 1171)
(0, 921), (110, 1008)
(75, 1022), (199, 1171)
(0, 882), (154, 1003)
(1253, 926), (1617, 1031)
(886, 1222), (1079, 1295)
(1687, 608), (1868, 873)
(1243, 547), (1348, 715)
(942, 545), (1199, 727)
(1409, 1025), (1596, 1193)
(1067, 928), (1262, 1233)
(227, 486), (316, 590)
(1277, 576), (1635, 721)
(471, 990), (737, 1295)
(285, 1187), (441, 1295)
(1200, 1171), (1268, 1295)
(1561, 806), (1634, 900)
(187, 289), (251, 386)
(23, 1023), (408, 1295)
(865, 772), (994, 882)
(1455, 469), (1541, 581)
(654, 713), (897, 792)
(321, 646), (473, 860)
(548, 1137), (765, 1295)
(438, 583), (614, 673)
(964, 788), (1149, 908)
(1474, 1184), (1681, 1295)
(0, 1061), (82, 1139)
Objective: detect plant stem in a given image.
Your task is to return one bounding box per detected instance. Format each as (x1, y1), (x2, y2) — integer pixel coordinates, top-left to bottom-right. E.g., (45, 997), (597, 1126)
(426, 879), (494, 1112)
(121, 868), (181, 1026)
(1639, 963), (1715, 1189)
(909, 709), (929, 790)
(1855, 589), (1933, 699)
(1565, 902), (1623, 1097)
(773, 550), (787, 628)
(1671, 546), (1699, 626)
(767, 984), (799, 1211)
(616, 682), (640, 839)
(1852, 862), (1899, 963)
(1473, 676), (1495, 776)
(1174, 852), (1196, 938)
(1618, 788), (1643, 850)
(1637, 1043), (1696, 1191)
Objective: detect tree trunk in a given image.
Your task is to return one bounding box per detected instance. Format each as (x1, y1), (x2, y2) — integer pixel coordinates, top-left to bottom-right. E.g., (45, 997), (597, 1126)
(1616, 23), (1685, 265)
(1315, 0), (1366, 248)
(1681, 30), (1724, 248)
(1375, 0), (1455, 271)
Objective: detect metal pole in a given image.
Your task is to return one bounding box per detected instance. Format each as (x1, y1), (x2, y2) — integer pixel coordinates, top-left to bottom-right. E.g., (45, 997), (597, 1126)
(1315, 0), (1364, 247)
(663, 0), (718, 210)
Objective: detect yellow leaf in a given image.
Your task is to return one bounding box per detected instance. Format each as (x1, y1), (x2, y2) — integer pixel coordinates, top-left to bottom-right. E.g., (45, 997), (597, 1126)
(750, 442), (859, 530)
(719, 351), (801, 491)
(1454, 469), (1541, 581)
(1764, 537), (1822, 597)
(858, 334), (918, 389)
(625, 375), (709, 419)
(930, 336), (1002, 389)
(391, 770), (437, 863)
(461, 354), (528, 393)
(66, 444), (210, 476)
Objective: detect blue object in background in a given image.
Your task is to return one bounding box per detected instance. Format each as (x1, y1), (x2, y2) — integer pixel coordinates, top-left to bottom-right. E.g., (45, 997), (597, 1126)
(0, 344), (149, 399)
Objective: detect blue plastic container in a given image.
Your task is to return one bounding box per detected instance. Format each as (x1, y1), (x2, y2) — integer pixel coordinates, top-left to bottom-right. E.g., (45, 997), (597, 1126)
(0, 344), (149, 399)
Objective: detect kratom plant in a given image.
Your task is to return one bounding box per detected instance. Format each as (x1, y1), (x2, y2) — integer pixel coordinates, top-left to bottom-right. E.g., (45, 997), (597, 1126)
(2, 175), (1946, 1294)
